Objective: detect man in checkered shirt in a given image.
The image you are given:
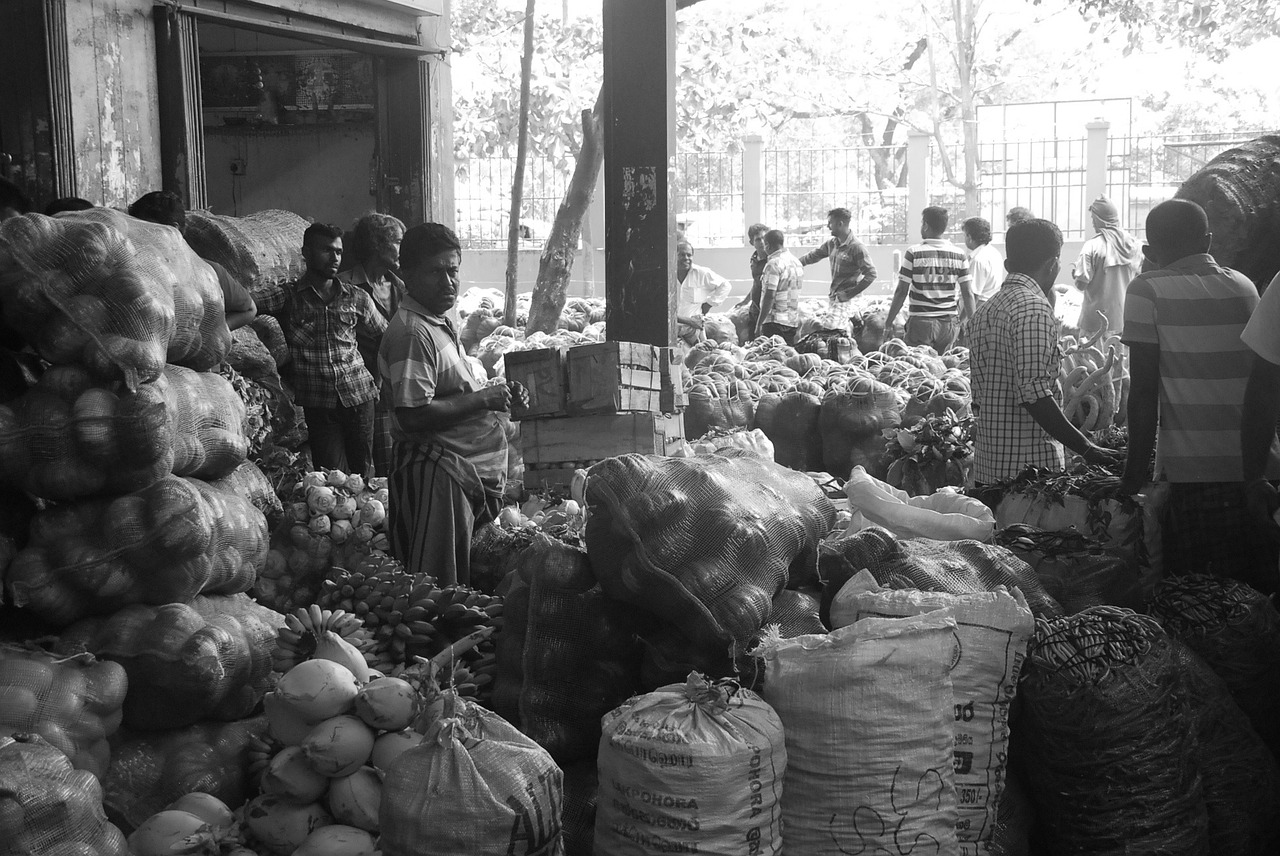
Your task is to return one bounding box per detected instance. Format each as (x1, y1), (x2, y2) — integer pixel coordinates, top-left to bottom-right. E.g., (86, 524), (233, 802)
(257, 222), (388, 476)
(968, 218), (1121, 484)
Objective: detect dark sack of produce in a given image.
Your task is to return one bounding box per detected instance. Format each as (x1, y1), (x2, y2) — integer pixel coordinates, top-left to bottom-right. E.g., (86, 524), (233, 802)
(1148, 574), (1280, 762)
(1170, 639), (1280, 855)
(381, 694), (565, 856)
(765, 588), (825, 637)
(585, 449), (837, 650)
(1017, 607), (1210, 855)
(518, 536), (641, 763)
(0, 733), (128, 856)
(6, 474), (268, 626)
(492, 566), (531, 727)
(103, 715), (267, 833)
(0, 209), (230, 383)
(752, 389), (824, 472)
(818, 374), (902, 480)
(183, 209), (308, 299)
(55, 593), (284, 731)
(993, 524), (1143, 615)
(818, 525), (1062, 623)
(560, 761), (597, 856)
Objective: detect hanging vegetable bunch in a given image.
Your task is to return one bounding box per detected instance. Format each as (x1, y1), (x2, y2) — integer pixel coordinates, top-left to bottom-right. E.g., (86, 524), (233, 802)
(880, 410), (976, 497)
(254, 469), (391, 613)
(1060, 319), (1126, 432)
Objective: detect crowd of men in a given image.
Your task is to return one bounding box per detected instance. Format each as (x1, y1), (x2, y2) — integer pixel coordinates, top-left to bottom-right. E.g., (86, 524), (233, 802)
(5, 171), (1279, 594)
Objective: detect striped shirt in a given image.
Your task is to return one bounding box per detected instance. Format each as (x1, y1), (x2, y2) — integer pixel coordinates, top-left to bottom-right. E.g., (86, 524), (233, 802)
(898, 238), (971, 317)
(760, 249), (804, 328)
(378, 294), (508, 483)
(1122, 254), (1275, 482)
(968, 273), (1065, 483)
(256, 276), (387, 408)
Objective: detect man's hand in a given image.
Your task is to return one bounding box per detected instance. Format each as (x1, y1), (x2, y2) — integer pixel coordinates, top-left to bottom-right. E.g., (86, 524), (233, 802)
(1245, 479), (1280, 543)
(477, 381), (513, 412)
(1081, 442), (1125, 470)
(508, 380), (530, 412)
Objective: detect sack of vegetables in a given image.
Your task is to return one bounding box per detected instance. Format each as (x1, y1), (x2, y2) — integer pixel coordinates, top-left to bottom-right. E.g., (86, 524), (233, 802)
(0, 209), (230, 386)
(585, 449), (837, 652)
(0, 643), (128, 779)
(818, 373), (903, 480)
(380, 693), (566, 856)
(55, 594), (284, 731)
(5, 474), (268, 626)
(0, 732), (128, 856)
(0, 363), (249, 502)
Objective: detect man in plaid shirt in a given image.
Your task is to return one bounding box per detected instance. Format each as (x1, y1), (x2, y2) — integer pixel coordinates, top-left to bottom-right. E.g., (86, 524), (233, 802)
(968, 218), (1120, 484)
(257, 222), (388, 476)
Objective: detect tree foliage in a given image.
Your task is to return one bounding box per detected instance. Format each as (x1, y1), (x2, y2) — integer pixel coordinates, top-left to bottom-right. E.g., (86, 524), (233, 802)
(1061, 0), (1280, 61)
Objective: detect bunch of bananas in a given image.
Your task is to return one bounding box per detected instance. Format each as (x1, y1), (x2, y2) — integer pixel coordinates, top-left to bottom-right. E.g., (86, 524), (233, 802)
(315, 558), (503, 704)
(270, 603), (382, 675)
(245, 730), (280, 790)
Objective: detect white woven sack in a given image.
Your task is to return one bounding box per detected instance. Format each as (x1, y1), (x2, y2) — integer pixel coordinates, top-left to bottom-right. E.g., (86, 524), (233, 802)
(594, 672), (786, 856)
(832, 570), (1034, 855)
(757, 608), (960, 856)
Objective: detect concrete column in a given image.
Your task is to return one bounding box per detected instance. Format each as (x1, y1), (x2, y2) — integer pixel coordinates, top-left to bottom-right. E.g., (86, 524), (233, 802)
(906, 131), (930, 242)
(1085, 119), (1111, 206)
(742, 133), (765, 235)
(582, 171), (605, 297)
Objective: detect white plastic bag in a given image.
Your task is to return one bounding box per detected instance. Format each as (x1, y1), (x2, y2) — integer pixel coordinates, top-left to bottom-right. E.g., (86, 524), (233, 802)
(846, 465), (995, 541)
(756, 609), (960, 856)
(831, 571), (1034, 855)
(594, 673), (786, 856)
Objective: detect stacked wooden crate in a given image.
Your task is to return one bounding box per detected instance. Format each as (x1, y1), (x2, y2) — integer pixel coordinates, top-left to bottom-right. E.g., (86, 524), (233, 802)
(505, 341), (687, 489)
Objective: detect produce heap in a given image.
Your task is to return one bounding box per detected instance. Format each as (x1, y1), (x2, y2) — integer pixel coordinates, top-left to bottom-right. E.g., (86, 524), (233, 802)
(1, 219), (1277, 856)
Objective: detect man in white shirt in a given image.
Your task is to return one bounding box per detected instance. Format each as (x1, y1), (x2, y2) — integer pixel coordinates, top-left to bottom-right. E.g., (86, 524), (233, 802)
(962, 217), (1004, 308)
(676, 240), (732, 344)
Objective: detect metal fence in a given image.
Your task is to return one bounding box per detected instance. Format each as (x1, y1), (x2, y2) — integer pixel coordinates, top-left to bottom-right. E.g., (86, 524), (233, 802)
(454, 130), (1263, 249)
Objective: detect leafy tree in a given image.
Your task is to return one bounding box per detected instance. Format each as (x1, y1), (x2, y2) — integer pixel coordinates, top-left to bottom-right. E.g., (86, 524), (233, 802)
(1060, 0), (1280, 61)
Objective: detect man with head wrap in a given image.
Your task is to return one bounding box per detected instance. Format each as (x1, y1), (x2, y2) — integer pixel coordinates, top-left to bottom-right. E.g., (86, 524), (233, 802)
(1072, 196), (1141, 335)
(378, 223), (527, 586)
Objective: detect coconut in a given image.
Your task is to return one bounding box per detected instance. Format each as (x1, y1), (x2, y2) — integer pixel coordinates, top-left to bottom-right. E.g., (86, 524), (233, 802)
(264, 692), (315, 746)
(127, 810), (215, 856)
(354, 676), (421, 731)
(243, 795), (331, 856)
(291, 824), (377, 856)
(275, 659), (362, 722)
(261, 745), (329, 803)
(165, 792), (235, 831)
(370, 728), (426, 771)
(327, 766), (381, 832)
(302, 714), (376, 778)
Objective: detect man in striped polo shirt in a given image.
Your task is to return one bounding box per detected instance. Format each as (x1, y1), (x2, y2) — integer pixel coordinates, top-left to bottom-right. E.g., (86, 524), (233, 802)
(886, 206), (974, 353)
(1121, 199), (1280, 590)
(379, 223), (527, 586)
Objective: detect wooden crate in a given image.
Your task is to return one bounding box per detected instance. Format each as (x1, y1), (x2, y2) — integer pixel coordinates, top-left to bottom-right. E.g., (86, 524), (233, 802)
(565, 341), (684, 415)
(520, 412), (686, 488)
(504, 347), (567, 418)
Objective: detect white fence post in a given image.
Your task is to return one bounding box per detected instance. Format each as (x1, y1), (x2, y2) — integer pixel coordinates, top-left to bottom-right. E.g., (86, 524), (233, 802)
(1086, 119), (1111, 205)
(585, 175), (606, 297)
(743, 134), (766, 236)
(907, 131), (930, 242)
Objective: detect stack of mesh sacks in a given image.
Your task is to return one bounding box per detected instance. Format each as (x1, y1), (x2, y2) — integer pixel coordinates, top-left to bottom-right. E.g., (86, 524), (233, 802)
(0, 210), (276, 841)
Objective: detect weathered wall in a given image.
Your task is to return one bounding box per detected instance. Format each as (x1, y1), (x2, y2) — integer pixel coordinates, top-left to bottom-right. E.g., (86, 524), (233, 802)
(65, 0), (162, 207)
(204, 124), (378, 227)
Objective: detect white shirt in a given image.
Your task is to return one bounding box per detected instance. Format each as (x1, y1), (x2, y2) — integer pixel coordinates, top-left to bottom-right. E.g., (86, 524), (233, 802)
(1242, 271), (1280, 365)
(968, 242), (1005, 303)
(677, 263), (732, 318)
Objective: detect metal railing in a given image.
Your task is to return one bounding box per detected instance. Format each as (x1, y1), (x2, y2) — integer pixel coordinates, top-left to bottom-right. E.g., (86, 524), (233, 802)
(454, 130), (1265, 249)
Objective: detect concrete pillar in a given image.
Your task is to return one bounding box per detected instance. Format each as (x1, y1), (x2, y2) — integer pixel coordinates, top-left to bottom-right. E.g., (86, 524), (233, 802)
(602, 0), (677, 347)
(742, 133), (765, 235)
(1085, 119), (1111, 206)
(583, 171), (605, 297)
(906, 131), (930, 242)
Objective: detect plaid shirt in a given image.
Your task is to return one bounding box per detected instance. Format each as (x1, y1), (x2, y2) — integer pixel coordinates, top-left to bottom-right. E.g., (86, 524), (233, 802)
(968, 273), (1065, 483)
(799, 233), (877, 300)
(760, 249), (804, 327)
(257, 276), (387, 408)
